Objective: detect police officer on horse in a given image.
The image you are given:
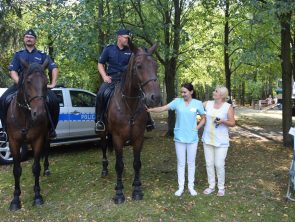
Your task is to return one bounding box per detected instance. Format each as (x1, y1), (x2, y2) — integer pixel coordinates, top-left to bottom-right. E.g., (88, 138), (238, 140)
(95, 29), (154, 132)
(0, 29), (59, 142)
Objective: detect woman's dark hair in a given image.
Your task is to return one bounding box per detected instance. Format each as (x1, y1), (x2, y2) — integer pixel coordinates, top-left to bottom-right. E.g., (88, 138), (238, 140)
(181, 82), (196, 98)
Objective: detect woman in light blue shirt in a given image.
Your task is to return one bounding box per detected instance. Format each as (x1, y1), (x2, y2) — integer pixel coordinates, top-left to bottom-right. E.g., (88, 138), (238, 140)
(148, 83), (205, 196)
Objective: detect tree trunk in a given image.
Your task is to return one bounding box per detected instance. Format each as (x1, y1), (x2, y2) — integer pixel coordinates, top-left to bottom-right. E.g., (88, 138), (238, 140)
(46, 0), (54, 83)
(292, 28), (294, 81)
(224, 0), (231, 97)
(165, 61), (176, 136)
(281, 11), (293, 146)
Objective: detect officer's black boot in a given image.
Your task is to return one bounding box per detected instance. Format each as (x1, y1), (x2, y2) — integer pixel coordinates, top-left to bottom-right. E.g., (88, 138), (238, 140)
(0, 112), (8, 142)
(146, 112), (155, 132)
(46, 99), (58, 139)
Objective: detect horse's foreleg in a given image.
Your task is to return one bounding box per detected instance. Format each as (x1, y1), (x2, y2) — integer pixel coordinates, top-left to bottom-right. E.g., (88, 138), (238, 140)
(9, 152), (22, 211)
(32, 146), (44, 206)
(43, 140), (50, 176)
(114, 148), (125, 204)
(132, 147), (143, 200)
(101, 135), (108, 177)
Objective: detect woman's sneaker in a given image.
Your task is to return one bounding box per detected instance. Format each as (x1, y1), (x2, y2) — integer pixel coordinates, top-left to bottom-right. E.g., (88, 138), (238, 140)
(203, 188), (215, 195)
(188, 187), (197, 196)
(175, 188), (184, 197)
(217, 189), (225, 197)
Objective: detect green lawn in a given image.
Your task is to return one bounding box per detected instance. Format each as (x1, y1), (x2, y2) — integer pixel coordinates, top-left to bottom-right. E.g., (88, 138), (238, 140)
(0, 113), (294, 221)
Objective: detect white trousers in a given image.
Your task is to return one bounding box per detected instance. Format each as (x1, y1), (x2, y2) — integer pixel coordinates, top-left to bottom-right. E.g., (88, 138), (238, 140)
(175, 141), (198, 189)
(203, 143), (228, 190)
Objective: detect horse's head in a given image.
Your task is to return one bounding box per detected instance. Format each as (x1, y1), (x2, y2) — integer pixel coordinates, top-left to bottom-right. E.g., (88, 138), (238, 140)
(128, 43), (161, 108)
(19, 59), (48, 120)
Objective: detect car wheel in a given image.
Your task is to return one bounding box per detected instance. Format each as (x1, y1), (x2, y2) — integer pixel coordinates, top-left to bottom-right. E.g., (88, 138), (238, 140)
(0, 141), (28, 164)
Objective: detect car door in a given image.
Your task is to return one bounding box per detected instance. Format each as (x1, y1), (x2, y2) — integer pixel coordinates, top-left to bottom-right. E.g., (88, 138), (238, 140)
(52, 89), (70, 138)
(68, 89), (96, 137)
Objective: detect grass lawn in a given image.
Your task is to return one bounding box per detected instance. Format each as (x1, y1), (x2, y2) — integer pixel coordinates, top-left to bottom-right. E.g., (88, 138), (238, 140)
(0, 110), (294, 221)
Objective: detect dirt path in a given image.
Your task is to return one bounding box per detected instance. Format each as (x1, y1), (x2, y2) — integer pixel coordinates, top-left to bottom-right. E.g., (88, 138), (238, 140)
(153, 106), (287, 143)
(232, 106), (285, 143)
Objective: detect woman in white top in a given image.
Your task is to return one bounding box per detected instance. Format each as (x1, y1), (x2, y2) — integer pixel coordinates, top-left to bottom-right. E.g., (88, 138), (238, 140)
(202, 86), (235, 197)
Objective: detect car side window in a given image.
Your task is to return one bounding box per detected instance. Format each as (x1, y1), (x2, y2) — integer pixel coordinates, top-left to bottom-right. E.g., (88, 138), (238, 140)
(52, 90), (64, 107)
(70, 90), (96, 107)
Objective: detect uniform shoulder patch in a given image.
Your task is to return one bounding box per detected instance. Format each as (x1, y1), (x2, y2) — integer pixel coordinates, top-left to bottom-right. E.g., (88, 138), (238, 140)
(37, 50), (46, 54)
(105, 44), (115, 48)
(15, 49), (24, 54)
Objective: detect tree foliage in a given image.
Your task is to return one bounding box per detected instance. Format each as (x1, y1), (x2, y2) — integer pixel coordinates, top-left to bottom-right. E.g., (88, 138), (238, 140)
(0, 0), (294, 143)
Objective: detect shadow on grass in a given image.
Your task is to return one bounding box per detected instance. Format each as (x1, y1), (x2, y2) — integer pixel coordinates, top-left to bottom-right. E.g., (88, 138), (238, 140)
(0, 113), (294, 221)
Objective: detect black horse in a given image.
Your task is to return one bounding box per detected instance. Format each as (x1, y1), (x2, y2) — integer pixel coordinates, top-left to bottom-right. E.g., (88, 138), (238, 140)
(99, 43), (161, 204)
(6, 59), (50, 211)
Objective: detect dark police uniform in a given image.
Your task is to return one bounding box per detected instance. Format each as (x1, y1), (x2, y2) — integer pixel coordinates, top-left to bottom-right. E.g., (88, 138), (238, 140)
(95, 44), (132, 124)
(0, 48), (60, 134)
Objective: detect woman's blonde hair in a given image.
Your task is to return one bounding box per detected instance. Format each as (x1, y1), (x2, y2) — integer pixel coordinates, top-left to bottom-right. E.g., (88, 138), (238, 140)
(215, 86), (228, 100)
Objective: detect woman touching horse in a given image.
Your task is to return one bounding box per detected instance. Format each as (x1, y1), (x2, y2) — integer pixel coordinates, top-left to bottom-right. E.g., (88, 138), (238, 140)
(99, 43), (161, 204)
(7, 59), (50, 211)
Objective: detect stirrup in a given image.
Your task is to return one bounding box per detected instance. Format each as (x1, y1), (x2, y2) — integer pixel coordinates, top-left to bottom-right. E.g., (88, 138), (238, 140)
(146, 122), (155, 132)
(0, 131), (8, 143)
(95, 121), (105, 132)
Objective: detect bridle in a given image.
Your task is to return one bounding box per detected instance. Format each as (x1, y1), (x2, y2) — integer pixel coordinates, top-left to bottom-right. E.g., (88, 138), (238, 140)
(121, 52), (158, 101)
(119, 51), (158, 126)
(17, 71), (47, 111)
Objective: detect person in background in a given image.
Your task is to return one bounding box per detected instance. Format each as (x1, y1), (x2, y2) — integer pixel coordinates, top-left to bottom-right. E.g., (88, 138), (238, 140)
(148, 83), (205, 196)
(202, 86), (235, 197)
(95, 29), (154, 132)
(266, 95), (272, 105)
(0, 29), (59, 142)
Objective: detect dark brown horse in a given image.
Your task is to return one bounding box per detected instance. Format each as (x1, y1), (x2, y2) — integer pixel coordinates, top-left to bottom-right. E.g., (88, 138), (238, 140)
(7, 59), (50, 211)
(100, 43), (161, 204)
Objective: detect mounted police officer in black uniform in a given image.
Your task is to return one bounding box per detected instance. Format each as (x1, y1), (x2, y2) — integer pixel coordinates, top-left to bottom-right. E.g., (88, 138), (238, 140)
(95, 29), (155, 132)
(0, 29), (60, 142)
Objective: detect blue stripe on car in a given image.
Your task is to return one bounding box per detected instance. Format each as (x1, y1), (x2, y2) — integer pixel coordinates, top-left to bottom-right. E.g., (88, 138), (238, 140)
(59, 113), (96, 121)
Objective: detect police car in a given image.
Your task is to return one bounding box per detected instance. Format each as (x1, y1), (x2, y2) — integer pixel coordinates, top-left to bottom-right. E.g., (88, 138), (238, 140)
(0, 87), (99, 164)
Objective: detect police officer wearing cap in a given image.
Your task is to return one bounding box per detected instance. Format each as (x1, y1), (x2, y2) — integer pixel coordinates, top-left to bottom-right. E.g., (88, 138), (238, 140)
(0, 29), (60, 142)
(95, 29), (155, 132)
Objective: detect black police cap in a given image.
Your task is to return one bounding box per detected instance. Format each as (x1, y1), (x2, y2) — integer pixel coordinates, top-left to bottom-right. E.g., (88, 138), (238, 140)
(24, 29), (37, 38)
(116, 29), (130, 36)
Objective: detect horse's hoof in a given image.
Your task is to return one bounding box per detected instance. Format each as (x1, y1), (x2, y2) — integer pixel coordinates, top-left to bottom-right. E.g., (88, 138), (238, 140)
(9, 200), (21, 211)
(101, 170), (108, 177)
(132, 191), (144, 200)
(33, 196), (44, 206)
(44, 170), (51, 176)
(113, 194), (125, 204)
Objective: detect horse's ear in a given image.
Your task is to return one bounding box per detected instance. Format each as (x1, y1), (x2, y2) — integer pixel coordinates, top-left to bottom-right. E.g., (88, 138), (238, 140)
(42, 58), (49, 70)
(20, 58), (29, 70)
(147, 43), (158, 55)
(128, 39), (138, 54)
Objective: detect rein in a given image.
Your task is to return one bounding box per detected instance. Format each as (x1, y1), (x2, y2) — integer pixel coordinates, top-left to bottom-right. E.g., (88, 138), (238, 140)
(119, 51), (157, 126)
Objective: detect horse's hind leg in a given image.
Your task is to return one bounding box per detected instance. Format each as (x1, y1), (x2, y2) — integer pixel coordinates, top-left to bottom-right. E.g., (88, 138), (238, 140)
(132, 143), (144, 200)
(113, 146), (125, 204)
(43, 140), (50, 176)
(32, 144), (44, 206)
(9, 149), (22, 211)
